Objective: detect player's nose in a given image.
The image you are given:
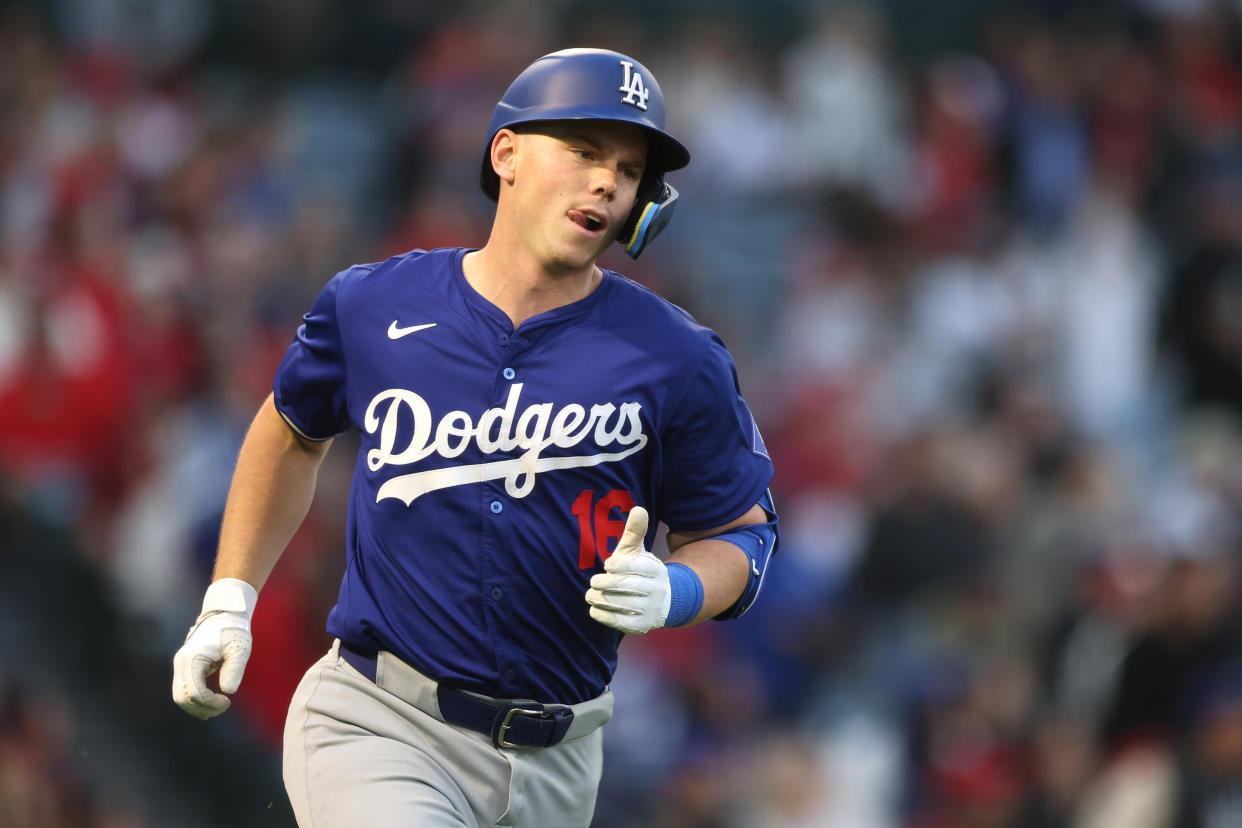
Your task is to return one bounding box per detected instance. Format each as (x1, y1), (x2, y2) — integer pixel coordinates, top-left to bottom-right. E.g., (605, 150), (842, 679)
(589, 166), (618, 200)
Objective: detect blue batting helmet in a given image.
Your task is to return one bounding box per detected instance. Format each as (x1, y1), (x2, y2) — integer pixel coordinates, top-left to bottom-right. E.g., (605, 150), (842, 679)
(480, 48), (691, 258)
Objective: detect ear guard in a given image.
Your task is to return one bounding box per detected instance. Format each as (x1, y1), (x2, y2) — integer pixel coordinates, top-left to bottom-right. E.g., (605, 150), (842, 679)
(621, 181), (679, 259)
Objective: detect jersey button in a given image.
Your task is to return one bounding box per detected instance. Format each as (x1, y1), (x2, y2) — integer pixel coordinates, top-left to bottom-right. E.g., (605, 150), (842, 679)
(498, 334), (509, 346)
(491, 587), (504, 601)
(502, 367), (516, 380)
(503, 669), (516, 682)
(490, 500), (503, 514)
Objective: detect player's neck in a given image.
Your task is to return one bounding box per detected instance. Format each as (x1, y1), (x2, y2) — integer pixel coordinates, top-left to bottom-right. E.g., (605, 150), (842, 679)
(464, 240), (602, 330)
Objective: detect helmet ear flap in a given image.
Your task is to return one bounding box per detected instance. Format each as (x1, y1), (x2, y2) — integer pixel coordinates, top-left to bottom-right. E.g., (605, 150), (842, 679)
(620, 173), (661, 240)
(621, 177), (679, 260)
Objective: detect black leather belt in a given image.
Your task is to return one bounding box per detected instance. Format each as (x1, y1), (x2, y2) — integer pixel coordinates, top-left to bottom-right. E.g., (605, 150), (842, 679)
(338, 641), (575, 749)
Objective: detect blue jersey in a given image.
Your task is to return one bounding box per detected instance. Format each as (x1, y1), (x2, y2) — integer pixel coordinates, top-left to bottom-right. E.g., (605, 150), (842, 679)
(273, 247), (773, 703)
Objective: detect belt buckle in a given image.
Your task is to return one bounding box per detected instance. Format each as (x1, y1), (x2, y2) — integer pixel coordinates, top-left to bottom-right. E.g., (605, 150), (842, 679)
(495, 705), (547, 749)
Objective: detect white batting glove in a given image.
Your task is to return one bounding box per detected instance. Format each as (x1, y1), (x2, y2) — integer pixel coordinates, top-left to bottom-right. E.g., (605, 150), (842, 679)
(172, 578), (258, 719)
(585, 507), (671, 635)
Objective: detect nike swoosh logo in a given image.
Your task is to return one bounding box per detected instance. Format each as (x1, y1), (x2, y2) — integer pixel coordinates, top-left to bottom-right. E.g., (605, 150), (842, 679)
(388, 321), (437, 339)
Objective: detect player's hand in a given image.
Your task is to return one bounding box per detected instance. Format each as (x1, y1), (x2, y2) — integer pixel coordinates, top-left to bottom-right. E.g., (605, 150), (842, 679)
(172, 578), (258, 719)
(585, 507), (670, 635)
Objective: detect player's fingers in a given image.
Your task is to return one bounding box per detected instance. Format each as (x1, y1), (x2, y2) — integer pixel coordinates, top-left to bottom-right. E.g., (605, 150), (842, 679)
(591, 574), (654, 598)
(590, 604), (649, 635)
(172, 646), (205, 706)
(602, 547), (662, 577)
(589, 605), (622, 627)
(591, 572), (653, 591)
(185, 694), (231, 718)
(611, 506), (649, 557)
(216, 628), (252, 695)
(585, 588), (643, 615)
(179, 694), (232, 720)
(589, 605), (637, 631)
(186, 653), (221, 699)
(591, 584), (649, 601)
(177, 653), (232, 718)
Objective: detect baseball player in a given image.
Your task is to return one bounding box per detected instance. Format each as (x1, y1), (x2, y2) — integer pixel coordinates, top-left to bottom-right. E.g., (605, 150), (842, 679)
(172, 48), (777, 827)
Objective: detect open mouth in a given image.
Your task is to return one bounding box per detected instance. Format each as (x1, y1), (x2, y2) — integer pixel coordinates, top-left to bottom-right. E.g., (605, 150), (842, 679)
(568, 209), (607, 236)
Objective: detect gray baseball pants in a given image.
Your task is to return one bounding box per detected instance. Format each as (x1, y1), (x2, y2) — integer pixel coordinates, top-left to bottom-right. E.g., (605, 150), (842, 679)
(283, 640), (613, 827)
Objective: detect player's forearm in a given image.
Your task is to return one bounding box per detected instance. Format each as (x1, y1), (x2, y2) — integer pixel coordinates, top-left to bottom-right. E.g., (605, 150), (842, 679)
(663, 538), (749, 624)
(211, 394), (333, 591)
(664, 502), (767, 624)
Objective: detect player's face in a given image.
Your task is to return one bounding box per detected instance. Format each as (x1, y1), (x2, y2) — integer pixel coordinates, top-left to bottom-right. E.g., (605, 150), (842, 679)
(509, 121), (647, 272)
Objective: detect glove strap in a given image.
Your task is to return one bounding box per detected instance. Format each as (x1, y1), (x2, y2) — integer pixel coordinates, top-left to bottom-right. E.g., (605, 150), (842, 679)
(201, 578), (259, 618)
(664, 563), (704, 627)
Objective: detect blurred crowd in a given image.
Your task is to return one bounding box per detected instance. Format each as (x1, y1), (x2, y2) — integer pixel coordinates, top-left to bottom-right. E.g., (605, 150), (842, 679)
(3, 0), (1242, 825)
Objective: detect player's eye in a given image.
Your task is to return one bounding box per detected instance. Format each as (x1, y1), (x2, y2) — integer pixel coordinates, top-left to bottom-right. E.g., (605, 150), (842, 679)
(574, 148), (594, 161)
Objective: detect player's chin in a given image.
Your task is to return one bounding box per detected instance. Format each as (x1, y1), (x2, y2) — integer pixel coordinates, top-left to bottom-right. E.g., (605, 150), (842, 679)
(552, 237), (609, 270)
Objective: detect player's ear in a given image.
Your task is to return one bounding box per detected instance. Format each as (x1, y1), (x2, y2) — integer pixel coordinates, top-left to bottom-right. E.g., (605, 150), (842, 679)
(491, 128), (519, 188)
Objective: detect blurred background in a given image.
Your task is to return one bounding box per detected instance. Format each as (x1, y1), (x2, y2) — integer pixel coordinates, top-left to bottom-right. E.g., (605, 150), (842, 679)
(3, 0), (1242, 825)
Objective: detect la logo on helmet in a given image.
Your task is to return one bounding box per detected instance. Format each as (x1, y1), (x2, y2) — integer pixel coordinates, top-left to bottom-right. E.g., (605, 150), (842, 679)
(618, 61), (649, 111)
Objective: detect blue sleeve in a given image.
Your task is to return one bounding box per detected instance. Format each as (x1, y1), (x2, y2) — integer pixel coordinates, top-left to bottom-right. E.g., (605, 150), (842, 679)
(657, 332), (773, 531)
(272, 270), (351, 440)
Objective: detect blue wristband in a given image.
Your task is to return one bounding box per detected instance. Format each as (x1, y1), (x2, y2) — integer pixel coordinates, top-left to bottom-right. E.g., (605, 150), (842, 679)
(664, 562), (704, 627)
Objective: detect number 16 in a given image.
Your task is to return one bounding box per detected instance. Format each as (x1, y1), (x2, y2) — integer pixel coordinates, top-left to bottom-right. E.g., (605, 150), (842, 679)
(571, 489), (636, 569)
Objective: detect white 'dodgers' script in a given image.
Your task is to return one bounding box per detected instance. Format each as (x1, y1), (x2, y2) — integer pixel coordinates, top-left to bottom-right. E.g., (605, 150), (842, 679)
(364, 383), (647, 504)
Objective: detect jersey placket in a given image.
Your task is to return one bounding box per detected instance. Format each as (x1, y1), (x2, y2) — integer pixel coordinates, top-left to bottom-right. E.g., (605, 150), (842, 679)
(479, 325), (528, 697)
